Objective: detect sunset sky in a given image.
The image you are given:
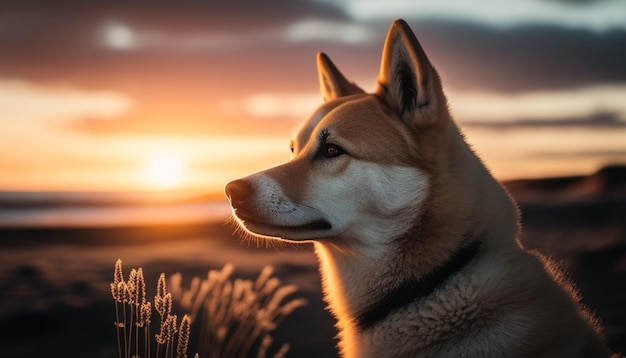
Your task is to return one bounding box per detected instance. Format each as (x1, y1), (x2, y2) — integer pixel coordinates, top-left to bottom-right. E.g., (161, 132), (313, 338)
(1, 0), (625, 194)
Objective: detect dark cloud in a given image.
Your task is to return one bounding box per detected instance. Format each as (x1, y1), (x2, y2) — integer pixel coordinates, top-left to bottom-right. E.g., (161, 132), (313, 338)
(2, 5), (623, 95)
(0, 0), (346, 34)
(0, 0), (354, 92)
(0, 0), (347, 67)
(463, 111), (626, 129)
(409, 20), (626, 92)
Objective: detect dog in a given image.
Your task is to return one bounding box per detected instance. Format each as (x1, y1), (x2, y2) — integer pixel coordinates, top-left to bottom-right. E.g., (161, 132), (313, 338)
(225, 19), (613, 357)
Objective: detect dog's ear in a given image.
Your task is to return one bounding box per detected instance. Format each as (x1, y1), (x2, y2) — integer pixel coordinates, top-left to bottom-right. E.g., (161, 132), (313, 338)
(317, 52), (364, 102)
(376, 19), (446, 126)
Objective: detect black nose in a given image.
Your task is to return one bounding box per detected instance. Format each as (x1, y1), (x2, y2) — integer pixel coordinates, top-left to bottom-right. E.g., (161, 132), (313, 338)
(225, 179), (253, 203)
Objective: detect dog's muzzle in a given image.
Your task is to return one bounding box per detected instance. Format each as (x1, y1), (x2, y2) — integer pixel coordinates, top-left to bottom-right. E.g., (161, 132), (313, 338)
(225, 178), (332, 238)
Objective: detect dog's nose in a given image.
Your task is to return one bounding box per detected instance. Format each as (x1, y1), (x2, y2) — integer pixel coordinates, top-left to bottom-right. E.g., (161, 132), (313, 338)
(225, 179), (253, 203)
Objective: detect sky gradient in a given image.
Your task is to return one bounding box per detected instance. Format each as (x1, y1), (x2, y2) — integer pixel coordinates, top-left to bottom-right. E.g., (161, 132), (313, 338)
(1, 0), (625, 193)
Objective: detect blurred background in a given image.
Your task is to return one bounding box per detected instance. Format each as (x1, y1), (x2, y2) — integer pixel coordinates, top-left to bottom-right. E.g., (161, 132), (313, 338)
(0, 0), (624, 357)
(0, 0), (625, 194)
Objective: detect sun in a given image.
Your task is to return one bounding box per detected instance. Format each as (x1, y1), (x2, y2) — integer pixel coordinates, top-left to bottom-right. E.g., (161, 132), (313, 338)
(144, 153), (185, 189)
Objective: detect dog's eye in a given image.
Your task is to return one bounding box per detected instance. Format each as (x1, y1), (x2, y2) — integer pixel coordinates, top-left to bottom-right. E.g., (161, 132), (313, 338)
(322, 143), (345, 158)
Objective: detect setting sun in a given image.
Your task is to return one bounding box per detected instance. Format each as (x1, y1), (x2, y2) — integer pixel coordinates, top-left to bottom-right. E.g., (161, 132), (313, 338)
(144, 153), (185, 189)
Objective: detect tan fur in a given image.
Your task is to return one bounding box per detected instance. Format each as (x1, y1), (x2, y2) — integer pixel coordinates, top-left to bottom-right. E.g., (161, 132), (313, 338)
(225, 19), (613, 357)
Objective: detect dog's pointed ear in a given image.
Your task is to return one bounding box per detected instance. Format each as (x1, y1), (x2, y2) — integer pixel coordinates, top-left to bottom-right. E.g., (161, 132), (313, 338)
(317, 52), (364, 102)
(376, 20), (446, 126)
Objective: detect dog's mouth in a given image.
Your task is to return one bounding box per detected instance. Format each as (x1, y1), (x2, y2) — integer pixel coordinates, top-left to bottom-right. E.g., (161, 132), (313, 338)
(233, 211), (332, 240)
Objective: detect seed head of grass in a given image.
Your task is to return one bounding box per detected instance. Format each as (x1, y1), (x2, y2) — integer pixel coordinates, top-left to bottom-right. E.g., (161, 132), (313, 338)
(156, 273), (167, 301)
(176, 314), (191, 358)
(127, 268), (138, 305)
(137, 301), (152, 327)
(117, 281), (128, 303)
(155, 274), (171, 319)
(114, 259), (124, 286)
(110, 282), (120, 303)
(160, 292), (172, 319)
(156, 314), (177, 345)
(111, 259), (126, 303)
(136, 267), (146, 305)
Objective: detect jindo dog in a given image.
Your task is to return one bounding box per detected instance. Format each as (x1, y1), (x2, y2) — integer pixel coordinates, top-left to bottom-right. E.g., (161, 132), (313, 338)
(225, 19), (612, 357)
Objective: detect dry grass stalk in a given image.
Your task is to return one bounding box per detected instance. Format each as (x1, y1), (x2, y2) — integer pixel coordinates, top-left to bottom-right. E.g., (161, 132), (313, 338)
(112, 260), (304, 358)
(169, 264), (307, 358)
(177, 315), (191, 358)
(112, 260), (192, 358)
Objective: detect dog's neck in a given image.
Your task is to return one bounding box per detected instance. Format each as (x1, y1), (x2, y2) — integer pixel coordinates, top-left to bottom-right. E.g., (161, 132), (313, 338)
(353, 239), (481, 330)
(313, 232), (482, 355)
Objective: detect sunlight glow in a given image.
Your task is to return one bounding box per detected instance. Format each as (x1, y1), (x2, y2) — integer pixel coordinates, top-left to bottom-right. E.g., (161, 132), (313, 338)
(144, 153), (185, 189)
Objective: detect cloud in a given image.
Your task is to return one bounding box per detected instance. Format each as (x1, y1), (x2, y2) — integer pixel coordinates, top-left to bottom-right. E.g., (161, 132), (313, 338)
(97, 18), (378, 53)
(1, 1), (624, 95)
(528, 149), (626, 158)
(239, 93), (321, 119)
(463, 111), (626, 130)
(1, 1), (625, 140)
(449, 85), (626, 123)
(100, 21), (137, 50)
(321, 0), (626, 31)
(283, 19), (377, 44)
(98, 21), (278, 52)
(541, 0), (607, 6)
(0, 79), (132, 125)
(0, 0), (348, 51)
(414, 20), (626, 92)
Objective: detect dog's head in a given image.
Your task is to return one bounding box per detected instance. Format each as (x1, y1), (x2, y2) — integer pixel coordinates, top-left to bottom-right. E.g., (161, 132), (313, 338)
(225, 20), (454, 249)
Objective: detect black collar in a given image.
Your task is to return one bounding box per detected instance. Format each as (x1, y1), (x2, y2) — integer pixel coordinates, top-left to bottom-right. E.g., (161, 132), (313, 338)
(354, 240), (481, 331)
